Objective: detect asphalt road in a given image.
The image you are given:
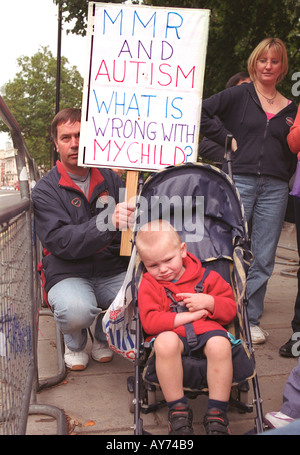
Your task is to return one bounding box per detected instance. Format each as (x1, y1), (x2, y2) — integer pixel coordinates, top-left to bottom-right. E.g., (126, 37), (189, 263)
(0, 189), (21, 213)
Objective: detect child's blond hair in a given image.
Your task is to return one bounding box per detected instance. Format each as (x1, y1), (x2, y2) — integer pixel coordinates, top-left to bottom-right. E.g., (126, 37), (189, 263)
(136, 220), (182, 258)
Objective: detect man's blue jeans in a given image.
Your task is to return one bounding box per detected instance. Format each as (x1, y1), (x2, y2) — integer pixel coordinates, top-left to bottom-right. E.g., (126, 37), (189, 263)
(234, 175), (288, 326)
(48, 272), (126, 351)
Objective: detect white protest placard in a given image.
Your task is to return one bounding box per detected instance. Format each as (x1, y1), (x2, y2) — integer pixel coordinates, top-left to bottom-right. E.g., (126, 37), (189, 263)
(78, 2), (210, 172)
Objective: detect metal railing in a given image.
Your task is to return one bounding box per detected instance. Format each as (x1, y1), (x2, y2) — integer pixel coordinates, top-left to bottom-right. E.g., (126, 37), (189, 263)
(0, 201), (34, 435)
(0, 96), (67, 434)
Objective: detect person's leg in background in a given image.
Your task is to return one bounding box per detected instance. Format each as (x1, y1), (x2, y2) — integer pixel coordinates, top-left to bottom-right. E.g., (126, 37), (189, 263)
(234, 175), (288, 344)
(280, 196), (300, 357)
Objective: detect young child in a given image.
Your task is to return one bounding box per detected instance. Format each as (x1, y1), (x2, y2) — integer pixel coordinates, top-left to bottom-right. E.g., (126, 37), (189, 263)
(135, 219), (237, 435)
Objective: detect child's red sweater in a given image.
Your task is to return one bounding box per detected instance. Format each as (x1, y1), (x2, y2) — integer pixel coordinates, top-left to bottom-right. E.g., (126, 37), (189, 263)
(138, 252), (237, 341)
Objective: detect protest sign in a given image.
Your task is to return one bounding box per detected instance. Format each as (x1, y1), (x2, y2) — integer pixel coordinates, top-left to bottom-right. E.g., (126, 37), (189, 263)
(78, 2), (210, 173)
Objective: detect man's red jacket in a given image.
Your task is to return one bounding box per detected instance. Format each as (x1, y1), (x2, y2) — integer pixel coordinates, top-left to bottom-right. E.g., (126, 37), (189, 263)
(138, 252), (237, 341)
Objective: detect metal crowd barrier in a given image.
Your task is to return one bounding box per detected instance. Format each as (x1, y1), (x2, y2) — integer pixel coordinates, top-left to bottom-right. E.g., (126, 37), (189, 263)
(0, 96), (67, 434)
(0, 201), (34, 434)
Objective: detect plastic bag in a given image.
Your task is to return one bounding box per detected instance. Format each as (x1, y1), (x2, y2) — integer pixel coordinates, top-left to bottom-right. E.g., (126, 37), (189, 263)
(102, 247), (142, 361)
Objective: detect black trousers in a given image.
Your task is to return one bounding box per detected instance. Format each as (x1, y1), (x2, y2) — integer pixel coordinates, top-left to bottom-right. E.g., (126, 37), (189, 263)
(292, 197), (300, 332)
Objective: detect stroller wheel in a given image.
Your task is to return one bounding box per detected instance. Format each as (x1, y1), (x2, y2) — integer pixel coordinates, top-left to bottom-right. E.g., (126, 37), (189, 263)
(147, 389), (157, 406)
(128, 390), (135, 414)
(127, 376), (135, 413)
(238, 390), (249, 413)
(230, 383), (252, 414)
(237, 381), (250, 413)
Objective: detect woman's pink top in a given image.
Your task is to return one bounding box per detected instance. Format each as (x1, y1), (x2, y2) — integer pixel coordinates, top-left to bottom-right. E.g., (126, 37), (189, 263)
(266, 112), (275, 121)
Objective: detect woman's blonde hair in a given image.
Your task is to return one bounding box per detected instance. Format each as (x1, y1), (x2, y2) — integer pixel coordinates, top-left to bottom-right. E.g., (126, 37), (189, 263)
(247, 38), (288, 83)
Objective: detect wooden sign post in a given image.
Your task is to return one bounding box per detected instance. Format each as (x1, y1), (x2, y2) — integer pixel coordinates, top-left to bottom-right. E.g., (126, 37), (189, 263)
(120, 170), (139, 256)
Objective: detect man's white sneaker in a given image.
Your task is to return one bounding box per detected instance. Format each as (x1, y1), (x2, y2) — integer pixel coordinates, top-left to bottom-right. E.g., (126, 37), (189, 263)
(64, 345), (89, 370)
(264, 411), (294, 429)
(91, 339), (113, 363)
(250, 325), (269, 345)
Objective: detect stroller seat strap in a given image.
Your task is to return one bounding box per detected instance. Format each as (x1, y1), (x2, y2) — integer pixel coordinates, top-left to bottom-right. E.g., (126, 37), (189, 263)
(164, 268), (210, 348)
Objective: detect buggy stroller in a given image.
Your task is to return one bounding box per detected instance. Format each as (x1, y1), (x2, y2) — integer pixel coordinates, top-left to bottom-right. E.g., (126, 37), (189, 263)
(103, 161), (264, 435)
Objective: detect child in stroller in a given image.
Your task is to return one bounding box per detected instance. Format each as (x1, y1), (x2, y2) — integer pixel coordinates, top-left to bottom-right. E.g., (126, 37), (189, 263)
(136, 219), (238, 435)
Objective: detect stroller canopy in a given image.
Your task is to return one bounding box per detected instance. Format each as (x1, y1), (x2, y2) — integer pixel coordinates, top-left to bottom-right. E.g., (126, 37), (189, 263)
(135, 162), (249, 271)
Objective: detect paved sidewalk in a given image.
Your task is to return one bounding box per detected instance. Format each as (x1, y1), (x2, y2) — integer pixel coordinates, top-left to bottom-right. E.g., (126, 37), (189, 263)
(26, 223), (300, 436)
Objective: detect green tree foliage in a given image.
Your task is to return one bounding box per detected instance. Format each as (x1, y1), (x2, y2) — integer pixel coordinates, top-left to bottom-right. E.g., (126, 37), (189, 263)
(58, 0), (299, 98)
(54, 0), (121, 36)
(0, 46), (83, 169)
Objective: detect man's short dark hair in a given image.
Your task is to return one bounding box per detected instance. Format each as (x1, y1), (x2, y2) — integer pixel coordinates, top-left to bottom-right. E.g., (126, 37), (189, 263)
(51, 108), (81, 141)
(225, 72), (250, 88)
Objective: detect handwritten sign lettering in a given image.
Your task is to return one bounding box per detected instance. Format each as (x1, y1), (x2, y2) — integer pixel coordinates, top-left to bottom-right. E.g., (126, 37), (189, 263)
(78, 3), (210, 172)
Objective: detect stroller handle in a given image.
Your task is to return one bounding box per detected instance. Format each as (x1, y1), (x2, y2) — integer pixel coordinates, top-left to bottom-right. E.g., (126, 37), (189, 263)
(225, 134), (233, 180)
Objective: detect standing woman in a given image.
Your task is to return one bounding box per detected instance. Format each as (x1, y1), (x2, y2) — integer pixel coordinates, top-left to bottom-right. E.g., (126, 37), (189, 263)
(200, 38), (298, 344)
